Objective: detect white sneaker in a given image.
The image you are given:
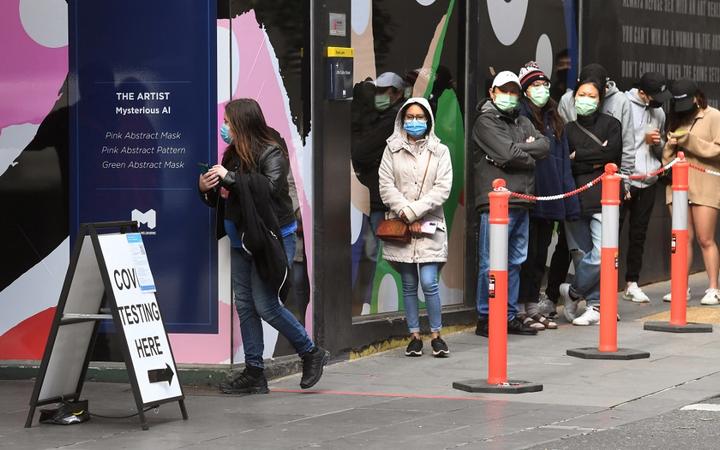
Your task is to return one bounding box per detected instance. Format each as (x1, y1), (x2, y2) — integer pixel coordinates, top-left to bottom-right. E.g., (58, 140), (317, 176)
(538, 297), (557, 317)
(573, 305), (600, 326)
(560, 283), (579, 322)
(662, 289), (691, 303)
(700, 288), (720, 305)
(623, 282), (650, 303)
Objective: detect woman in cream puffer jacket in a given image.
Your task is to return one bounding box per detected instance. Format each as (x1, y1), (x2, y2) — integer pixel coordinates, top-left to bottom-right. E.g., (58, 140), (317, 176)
(378, 97), (453, 358)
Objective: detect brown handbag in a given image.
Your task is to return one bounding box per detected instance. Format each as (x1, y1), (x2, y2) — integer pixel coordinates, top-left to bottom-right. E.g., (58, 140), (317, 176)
(376, 151), (432, 244)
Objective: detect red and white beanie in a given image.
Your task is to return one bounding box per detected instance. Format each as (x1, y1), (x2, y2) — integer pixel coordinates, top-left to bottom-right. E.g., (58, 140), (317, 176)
(518, 62), (549, 91)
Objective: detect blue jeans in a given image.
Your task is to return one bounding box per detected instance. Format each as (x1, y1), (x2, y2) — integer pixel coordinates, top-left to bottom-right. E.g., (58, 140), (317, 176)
(231, 233), (313, 369)
(565, 214), (601, 306)
(395, 262), (443, 333)
(476, 209), (529, 320)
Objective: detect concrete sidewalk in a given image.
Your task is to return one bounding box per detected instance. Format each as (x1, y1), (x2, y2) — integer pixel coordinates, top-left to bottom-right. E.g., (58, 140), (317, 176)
(3, 273), (720, 449)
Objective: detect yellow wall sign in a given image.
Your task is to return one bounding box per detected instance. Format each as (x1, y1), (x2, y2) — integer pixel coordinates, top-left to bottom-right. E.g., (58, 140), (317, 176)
(326, 47), (353, 58)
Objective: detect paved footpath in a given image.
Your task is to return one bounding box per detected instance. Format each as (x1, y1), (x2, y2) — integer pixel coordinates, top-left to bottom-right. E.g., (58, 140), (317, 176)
(3, 273), (720, 449)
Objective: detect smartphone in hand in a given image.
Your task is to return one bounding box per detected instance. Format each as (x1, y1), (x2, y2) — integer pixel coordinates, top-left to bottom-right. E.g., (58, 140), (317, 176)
(197, 162), (210, 174)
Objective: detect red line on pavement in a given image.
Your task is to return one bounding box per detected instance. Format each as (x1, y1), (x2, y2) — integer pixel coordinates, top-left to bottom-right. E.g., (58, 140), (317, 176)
(271, 388), (489, 401)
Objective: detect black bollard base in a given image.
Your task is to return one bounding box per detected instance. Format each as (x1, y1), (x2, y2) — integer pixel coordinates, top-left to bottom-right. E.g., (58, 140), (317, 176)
(566, 347), (650, 360)
(452, 379), (543, 394)
(644, 321), (713, 333)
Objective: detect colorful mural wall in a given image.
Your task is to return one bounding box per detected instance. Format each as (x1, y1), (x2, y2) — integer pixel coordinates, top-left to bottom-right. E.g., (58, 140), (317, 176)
(349, 0), (466, 317)
(0, 0), (312, 365)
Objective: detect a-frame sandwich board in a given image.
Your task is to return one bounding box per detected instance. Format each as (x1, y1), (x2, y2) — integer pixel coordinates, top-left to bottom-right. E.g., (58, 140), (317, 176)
(25, 221), (187, 430)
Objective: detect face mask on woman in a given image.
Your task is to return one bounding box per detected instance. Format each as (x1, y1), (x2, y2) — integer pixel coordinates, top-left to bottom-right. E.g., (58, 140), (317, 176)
(494, 93), (519, 113)
(220, 123), (232, 144)
(403, 118), (428, 138)
(575, 96), (599, 116)
(527, 85), (550, 108)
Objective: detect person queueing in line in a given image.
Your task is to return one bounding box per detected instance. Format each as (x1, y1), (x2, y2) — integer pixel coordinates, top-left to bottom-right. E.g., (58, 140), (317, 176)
(199, 98), (329, 394)
(351, 72), (407, 315)
(620, 72), (671, 303)
(472, 71), (550, 337)
(378, 97), (453, 357)
(559, 76), (623, 325)
(545, 63), (635, 315)
(516, 62), (579, 330)
(663, 79), (720, 305)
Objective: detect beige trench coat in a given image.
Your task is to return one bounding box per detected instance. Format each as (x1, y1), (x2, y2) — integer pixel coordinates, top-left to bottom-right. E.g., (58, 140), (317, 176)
(663, 106), (720, 209)
(378, 97), (453, 264)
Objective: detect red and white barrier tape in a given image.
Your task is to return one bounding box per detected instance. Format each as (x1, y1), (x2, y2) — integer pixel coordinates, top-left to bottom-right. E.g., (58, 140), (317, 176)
(499, 158), (680, 202)
(689, 162), (720, 177)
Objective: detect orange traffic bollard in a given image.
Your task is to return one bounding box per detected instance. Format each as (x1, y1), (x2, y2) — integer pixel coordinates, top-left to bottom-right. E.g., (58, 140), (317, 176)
(645, 152), (713, 333)
(454, 179), (542, 394)
(568, 164), (650, 360)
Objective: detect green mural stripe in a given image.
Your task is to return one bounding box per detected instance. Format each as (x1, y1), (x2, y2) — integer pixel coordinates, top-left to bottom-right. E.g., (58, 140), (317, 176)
(422, 0), (456, 98)
(434, 89), (465, 232)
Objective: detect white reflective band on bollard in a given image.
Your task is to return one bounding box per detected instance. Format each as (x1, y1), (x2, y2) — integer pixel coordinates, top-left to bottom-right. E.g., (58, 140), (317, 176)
(672, 191), (688, 231)
(602, 205), (619, 248)
(489, 224), (508, 271)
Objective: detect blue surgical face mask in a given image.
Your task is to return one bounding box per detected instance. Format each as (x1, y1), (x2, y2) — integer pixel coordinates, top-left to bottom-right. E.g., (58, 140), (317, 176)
(220, 123), (232, 144)
(403, 118), (428, 138)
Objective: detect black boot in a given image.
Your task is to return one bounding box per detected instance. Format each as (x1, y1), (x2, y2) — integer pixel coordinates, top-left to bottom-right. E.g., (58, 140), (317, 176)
(300, 347), (330, 389)
(219, 367), (269, 394)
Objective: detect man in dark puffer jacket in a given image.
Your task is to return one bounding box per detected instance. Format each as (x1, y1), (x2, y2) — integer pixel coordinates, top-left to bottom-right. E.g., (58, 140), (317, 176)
(472, 71), (550, 337)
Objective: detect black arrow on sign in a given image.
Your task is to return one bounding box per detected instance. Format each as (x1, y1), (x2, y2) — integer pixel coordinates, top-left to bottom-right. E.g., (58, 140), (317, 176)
(148, 364), (174, 385)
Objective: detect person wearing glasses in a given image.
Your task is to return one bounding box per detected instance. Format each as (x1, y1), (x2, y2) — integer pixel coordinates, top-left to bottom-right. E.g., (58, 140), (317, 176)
(378, 97), (453, 357)
(516, 62), (579, 330)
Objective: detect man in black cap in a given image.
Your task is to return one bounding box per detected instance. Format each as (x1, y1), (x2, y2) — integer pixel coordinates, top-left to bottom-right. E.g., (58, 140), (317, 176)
(620, 72), (671, 303)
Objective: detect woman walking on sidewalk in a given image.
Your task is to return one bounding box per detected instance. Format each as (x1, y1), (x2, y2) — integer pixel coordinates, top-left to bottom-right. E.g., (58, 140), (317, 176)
(663, 80), (720, 305)
(560, 77), (623, 325)
(516, 62), (579, 330)
(199, 98), (329, 393)
(378, 97), (453, 357)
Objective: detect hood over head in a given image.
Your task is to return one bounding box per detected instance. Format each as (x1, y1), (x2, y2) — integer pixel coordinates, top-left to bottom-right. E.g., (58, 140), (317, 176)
(386, 97), (440, 152)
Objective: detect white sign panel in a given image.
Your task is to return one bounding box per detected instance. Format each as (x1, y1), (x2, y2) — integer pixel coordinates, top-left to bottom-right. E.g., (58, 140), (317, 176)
(98, 233), (182, 404)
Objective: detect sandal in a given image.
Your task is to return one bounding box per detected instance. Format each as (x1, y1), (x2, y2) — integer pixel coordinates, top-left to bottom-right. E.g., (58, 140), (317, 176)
(532, 314), (557, 330)
(521, 314), (545, 330)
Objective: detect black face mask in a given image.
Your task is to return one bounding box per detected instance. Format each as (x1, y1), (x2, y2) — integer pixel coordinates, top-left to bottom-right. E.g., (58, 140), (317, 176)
(674, 104), (699, 120)
(648, 100), (664, 109)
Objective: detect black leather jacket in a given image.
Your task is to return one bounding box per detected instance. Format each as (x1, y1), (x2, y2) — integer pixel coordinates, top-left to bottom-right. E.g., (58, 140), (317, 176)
(201, 144), (296, 236)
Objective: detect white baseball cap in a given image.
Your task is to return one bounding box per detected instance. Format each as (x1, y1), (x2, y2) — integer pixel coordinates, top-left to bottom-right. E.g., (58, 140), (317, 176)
(491, 71), (522, 90)
(374, 72), (405, 90)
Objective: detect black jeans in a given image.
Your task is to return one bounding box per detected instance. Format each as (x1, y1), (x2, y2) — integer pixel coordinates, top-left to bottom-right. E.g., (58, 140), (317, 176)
(545, 222), (570, 302)
(619, 184), (657, 283)
(519, 218), (556, 304)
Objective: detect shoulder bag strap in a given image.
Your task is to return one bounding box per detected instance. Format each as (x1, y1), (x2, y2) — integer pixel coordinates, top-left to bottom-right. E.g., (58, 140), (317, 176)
(575, 122), (606, 148)
(415, 150), (434, 201)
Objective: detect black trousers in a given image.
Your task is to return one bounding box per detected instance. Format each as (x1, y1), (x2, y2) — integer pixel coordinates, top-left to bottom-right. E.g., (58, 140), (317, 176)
(545, 222), (570, 302)
(519, 218), (556, 304)
(619, 183), (657, 283)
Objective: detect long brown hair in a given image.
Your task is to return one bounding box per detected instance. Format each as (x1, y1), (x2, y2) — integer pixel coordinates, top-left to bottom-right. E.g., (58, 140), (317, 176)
(666, 90), (708, 133)
(222, 98), (281, 171)
(524, 97), (564, 139)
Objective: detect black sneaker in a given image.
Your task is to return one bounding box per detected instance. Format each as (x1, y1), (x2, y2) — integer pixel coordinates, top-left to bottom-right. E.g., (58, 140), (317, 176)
(430, 337), (449, 357)
(475, 317), (489, 337)
(300, 347), (330, 389)
(508, 317), (538, 335)
(405, 337), (423, 356)
(219, 368), (269, 394)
